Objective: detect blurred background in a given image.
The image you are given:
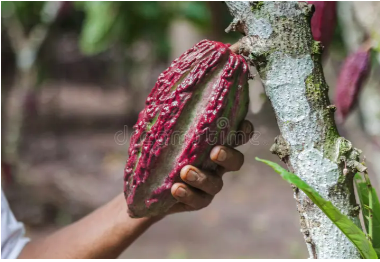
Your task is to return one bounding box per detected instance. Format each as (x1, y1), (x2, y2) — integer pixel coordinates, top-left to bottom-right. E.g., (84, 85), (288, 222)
(1, 1), (380, 259)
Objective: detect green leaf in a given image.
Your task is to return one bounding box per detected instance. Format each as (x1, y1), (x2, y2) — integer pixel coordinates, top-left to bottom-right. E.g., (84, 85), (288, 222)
(181, 1), (210, 30)
(1, 1), (14, 17)
(354, 173), (369, 232)
(256, 157), (378, 259)
(355, 173), (370, 231)
(372, 188), (380, 253)
(78, 2), (119, 55)
(2, 2), (45, 28)
(355, 173), (380, 256)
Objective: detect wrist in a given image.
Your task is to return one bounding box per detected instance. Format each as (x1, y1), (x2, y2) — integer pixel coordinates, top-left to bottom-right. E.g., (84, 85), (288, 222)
(114, 194), (163, 232)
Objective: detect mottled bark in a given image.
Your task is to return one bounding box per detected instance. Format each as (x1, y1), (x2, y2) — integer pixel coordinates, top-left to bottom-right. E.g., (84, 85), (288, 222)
(225, 1), (364, 259)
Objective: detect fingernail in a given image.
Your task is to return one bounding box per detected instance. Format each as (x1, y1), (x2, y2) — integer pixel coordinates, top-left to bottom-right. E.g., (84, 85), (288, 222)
(217, 149), (227, 162)
(186, 169), (198, 182)
(175, 187), (187, 198)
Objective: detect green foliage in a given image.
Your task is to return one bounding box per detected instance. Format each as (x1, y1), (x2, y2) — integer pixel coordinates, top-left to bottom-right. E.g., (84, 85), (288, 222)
(1, 1), (12, 16)
(75, 2), (119, 55)
(370, 48), (380, 68)
(355, 173), (380, 256)
(1, 1), (45, 32)
(178, 1), (210, 30)
(2, 1), (214, 59)
(74, 2), (172, 57)
(75, 1), (211, 57)
(256, 157), (378, 259)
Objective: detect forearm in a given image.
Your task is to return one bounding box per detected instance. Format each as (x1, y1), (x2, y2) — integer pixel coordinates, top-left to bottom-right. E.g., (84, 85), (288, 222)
(18, 194), (160, 259)
(16, 138), (250, 258)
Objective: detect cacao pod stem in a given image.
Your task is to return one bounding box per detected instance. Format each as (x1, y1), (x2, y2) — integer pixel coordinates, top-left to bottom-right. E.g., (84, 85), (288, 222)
(229, 42), (241, 54)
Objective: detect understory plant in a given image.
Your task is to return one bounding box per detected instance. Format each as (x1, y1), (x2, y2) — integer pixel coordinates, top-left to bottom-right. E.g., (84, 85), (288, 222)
(257, 157), (380, 259)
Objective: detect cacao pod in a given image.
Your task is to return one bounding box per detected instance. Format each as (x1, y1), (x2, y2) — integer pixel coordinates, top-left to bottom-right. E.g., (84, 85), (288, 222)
(335, 46), (371, 123)
(308, 1), (337, 51)
(124, 40), (250, 217)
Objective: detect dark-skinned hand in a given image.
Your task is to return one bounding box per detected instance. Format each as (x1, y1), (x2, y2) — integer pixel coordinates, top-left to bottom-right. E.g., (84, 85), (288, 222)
(169, 119), (254, 214)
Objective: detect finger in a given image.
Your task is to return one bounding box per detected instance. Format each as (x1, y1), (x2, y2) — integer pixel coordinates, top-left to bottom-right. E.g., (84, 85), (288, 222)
(180, 165), (223, 196)
(171, 183), (213, 210)
(210, 145), (244, 172)
(234, 120), (254, 147)
(168, 202), (193, 213)
(216, 165), (227, 177)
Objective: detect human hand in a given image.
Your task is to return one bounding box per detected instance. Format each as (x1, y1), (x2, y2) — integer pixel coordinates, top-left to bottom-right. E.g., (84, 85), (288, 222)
(168, 119), (254, 214)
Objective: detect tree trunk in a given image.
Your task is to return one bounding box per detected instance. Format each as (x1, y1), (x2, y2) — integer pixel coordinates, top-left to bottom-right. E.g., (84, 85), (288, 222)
(225, 1), (362, 259)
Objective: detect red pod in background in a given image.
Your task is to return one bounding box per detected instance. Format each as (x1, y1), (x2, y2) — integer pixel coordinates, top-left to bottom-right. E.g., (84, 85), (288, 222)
(124, 40), (250, 218)
(308, 1), (337, 51)
(335, 45), (371, 123)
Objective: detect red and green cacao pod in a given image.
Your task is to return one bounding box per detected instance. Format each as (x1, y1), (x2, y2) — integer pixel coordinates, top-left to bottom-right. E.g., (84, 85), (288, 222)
(335, 46), (371, 123)
(308, 1), (337, 51)
(124, 40), (250, 217)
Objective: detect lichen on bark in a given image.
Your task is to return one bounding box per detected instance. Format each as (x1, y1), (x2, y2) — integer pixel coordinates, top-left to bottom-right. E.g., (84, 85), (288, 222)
(225, 1), (364, 259)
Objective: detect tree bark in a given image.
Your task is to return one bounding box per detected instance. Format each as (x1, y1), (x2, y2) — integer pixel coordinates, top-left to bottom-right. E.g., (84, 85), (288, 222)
(225, 1), (363, 259)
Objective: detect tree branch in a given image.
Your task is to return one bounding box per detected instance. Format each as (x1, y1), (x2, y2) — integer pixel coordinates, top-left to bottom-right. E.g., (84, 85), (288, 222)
(225, 1), (363, 259)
